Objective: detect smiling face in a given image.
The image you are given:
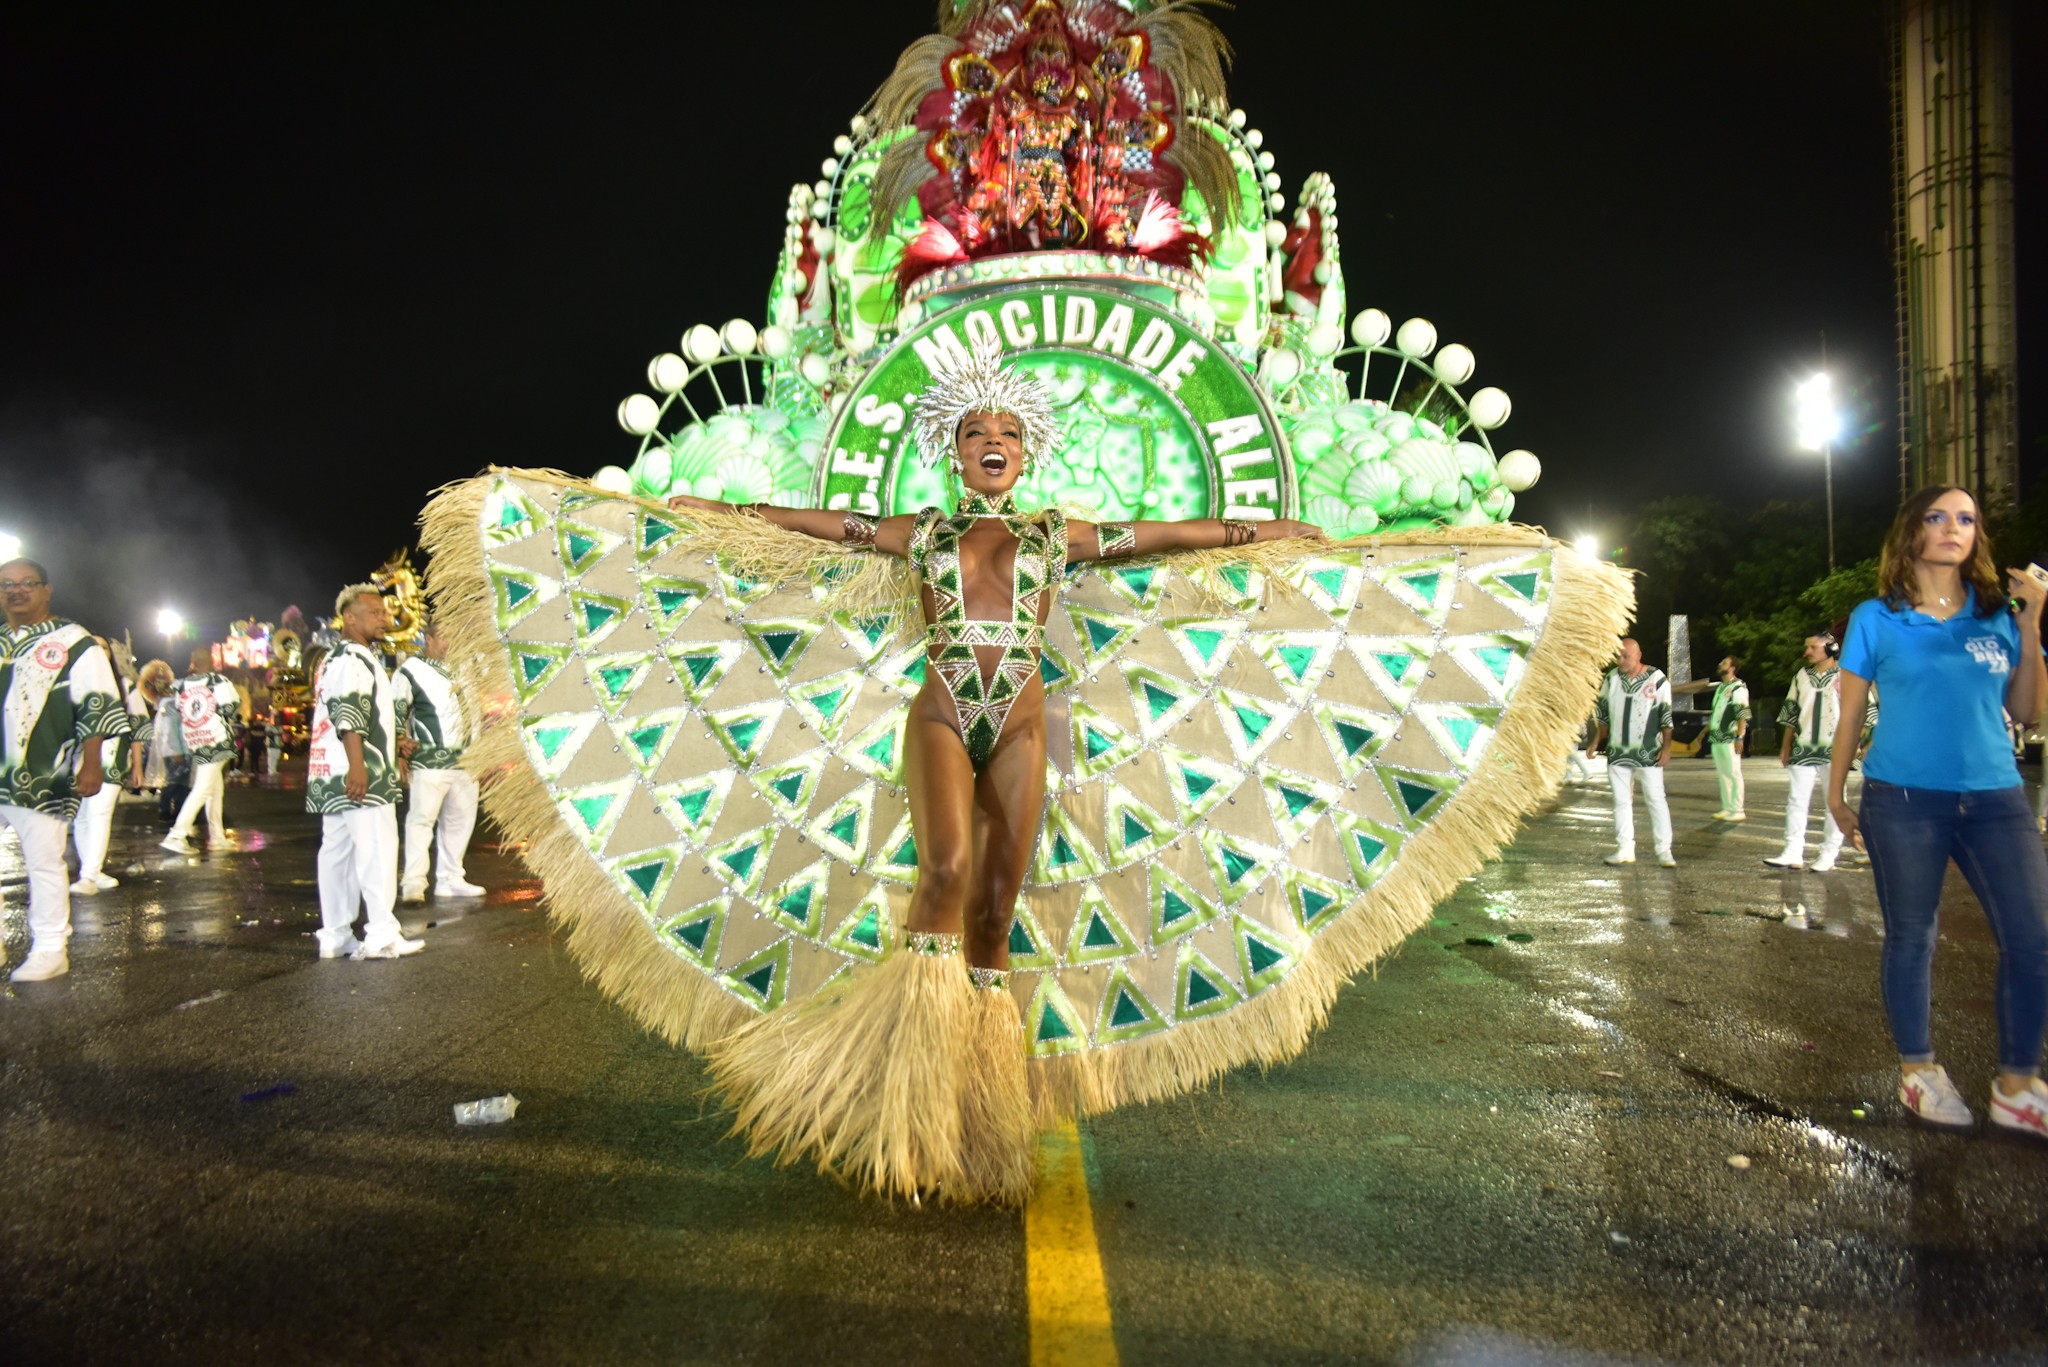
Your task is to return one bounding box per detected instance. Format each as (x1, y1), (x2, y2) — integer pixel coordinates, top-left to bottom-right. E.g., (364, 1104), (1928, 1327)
(955, 408), (1025, 494)
(1913, 487), (1980, 568)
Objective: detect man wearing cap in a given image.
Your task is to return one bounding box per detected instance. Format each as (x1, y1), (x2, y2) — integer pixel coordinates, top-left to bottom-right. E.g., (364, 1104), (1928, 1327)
(1, 558), (125, 981)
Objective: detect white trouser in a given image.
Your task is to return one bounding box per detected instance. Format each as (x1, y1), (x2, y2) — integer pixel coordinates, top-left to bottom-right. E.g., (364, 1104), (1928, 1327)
(317, 805), (404, 953)
(1711, 739), (1746, 815)
(1779, 764), (1843, 862)
(167, 757), (228, 842)
(1608, 764), (1672, 857)
(1, 804), (72, 947)
(402, 767), (478, 894)
(1563, 748), (1592, 782)
(71, 755), (119, 881)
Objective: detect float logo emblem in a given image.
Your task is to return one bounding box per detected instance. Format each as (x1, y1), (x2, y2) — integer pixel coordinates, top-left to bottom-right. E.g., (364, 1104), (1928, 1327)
(817, 284), (1291, 522)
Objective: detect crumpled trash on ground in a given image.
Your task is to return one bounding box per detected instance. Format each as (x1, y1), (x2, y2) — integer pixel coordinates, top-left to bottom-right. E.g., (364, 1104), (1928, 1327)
(454, 1094), (520, 1126)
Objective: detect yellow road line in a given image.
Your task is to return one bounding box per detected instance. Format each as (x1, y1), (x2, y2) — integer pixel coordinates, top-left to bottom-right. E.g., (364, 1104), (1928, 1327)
(1026, 1118), (1119, 1367)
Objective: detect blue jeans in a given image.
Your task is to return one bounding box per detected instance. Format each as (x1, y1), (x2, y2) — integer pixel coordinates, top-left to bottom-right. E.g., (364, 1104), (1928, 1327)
(1861, 780), (2048, 1071)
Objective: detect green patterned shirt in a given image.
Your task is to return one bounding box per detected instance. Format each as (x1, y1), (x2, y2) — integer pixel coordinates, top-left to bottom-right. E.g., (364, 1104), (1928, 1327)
(172, 671), (242, 764)
(1, 619), (126, 818)
(393, 655), (468, 770)
(306, 641), (401, 813)
(1777, 664), (1840, 766)
(1707, 677), (1751, 744)
(1596, 666), (1672, 768)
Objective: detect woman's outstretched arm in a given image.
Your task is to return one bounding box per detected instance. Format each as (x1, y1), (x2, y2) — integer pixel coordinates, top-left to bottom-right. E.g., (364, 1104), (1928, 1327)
(1067, 516), (1323, 563)
(667, 495), (915, 557)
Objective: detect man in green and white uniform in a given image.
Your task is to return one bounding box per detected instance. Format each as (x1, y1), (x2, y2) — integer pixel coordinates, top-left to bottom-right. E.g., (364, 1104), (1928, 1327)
(160, 645), (242, 852)
(1769, 632), (1845, 872)
(394, 621), (484, 902)
(1592, 636), (1675, 866)
(1, 558), (125, 982)
(308, 584), (422, 960)
(1706, 655), (1751, 820)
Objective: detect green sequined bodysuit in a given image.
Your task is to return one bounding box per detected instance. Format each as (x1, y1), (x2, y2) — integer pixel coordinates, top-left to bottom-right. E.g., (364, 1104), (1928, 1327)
(909, 491), (1070, 768)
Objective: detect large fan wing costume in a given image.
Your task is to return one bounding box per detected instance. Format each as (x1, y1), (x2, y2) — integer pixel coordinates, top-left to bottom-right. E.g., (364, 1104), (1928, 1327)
(419, 0), (1633, 1203)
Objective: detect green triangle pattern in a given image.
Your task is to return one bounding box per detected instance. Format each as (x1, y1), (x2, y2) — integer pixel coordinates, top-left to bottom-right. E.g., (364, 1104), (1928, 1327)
(808, 786), (875, 862)
(523, 712), (600, 779)
(664, 641), (742, 704)
(556, 519), (621, 575)
(1006, 902), (1057, 970)
(1232, 912), (1298, 995)
(722, 940), (793, 1011)
(1065, 605), (1144, 666)
(510, 643), (572, 705)
(1093, 964), (1169, 1045)
(616, 709), (685, 775)
(558, 777), (634, 851)
(1149, 863), (1221, 942)
(790, 669), (863, 742)
(1024, 974), (1088, 1057)
(742, 618), (823, 678)
(654, 771), (732, 842)
(638, 512), (680, 556)
(1065, 888), (1139, 965)
(705, 700), (782, 768)
(1287, 868), (1352, 935)
(827, 888), (894, 963)
(706, 828), (775, 897)
(640, 576), (710, 632)
(765, 859), (830, 936)
(490, 566), (548, 631)
(1175, 945), (1245, 1020)
(660, 897), (728, 965)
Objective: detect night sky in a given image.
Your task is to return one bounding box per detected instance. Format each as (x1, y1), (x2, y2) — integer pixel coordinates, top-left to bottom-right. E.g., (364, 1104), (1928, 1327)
(4, 2), (2041, 650)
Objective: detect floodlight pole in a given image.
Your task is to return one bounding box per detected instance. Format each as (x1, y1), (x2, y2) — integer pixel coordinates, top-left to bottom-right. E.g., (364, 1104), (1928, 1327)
(1821, 333), (1834, 573)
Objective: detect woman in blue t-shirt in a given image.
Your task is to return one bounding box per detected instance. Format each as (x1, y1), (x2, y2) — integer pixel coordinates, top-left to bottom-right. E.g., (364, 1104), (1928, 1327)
(1827, 485), (2048, 1139)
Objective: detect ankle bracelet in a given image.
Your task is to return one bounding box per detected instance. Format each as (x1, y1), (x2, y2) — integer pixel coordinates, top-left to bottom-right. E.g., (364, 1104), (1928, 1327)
(966, 965), (1009, 990)
(906, 931), (961, 956)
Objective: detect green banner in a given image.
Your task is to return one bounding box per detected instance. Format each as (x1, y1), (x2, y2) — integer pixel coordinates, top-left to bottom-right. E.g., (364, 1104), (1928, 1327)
(817, 284), (1293, 523)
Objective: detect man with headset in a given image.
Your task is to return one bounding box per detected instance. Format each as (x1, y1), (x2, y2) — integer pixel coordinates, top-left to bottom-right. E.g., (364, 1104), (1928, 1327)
(1768, 630), (1846, 872)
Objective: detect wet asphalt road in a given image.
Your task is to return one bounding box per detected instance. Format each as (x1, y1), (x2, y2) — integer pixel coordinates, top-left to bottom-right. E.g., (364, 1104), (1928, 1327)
(3, 760), (2047, 1366)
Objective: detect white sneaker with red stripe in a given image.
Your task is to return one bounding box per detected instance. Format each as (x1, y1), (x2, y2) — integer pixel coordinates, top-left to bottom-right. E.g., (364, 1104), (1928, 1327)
(1990, 1077), (2048, 1140)
(1899, 1065), (1974, 1130)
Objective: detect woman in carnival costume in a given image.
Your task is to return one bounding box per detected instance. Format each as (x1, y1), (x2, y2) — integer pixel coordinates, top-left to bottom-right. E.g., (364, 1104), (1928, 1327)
(668, 343), (1320, 1203)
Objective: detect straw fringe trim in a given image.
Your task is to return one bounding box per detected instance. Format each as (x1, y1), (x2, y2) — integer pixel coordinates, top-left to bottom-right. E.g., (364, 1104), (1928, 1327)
(420, 467), (1632, 1107)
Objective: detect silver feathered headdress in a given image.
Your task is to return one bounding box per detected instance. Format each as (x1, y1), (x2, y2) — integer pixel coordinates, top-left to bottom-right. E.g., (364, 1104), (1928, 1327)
(909, 336), (1064, 472)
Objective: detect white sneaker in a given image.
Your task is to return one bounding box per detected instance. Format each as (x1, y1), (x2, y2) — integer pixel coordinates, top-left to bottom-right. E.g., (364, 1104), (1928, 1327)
(1723, 812), (1746, 822)
(1764, 851), (1805, 869)
(11, 945), (69, 982)
(1603, 850), (1635, 866)
(206, 835), (236, 851)
(159, 834), (193, 854)
(90, 872), (118, 890)
(1900, 1065), (1974, 1130)
(317, 936), (363, 960)
(1990, 1077), (2048, 1141)
(354, 936), (425, 961)
(400, 887), (427, 905)
(70, 877), (101, 895)
(1809, 851), (1839, 873)
(436, 879), (486, 898)
(1656, 850), (1677, 867)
